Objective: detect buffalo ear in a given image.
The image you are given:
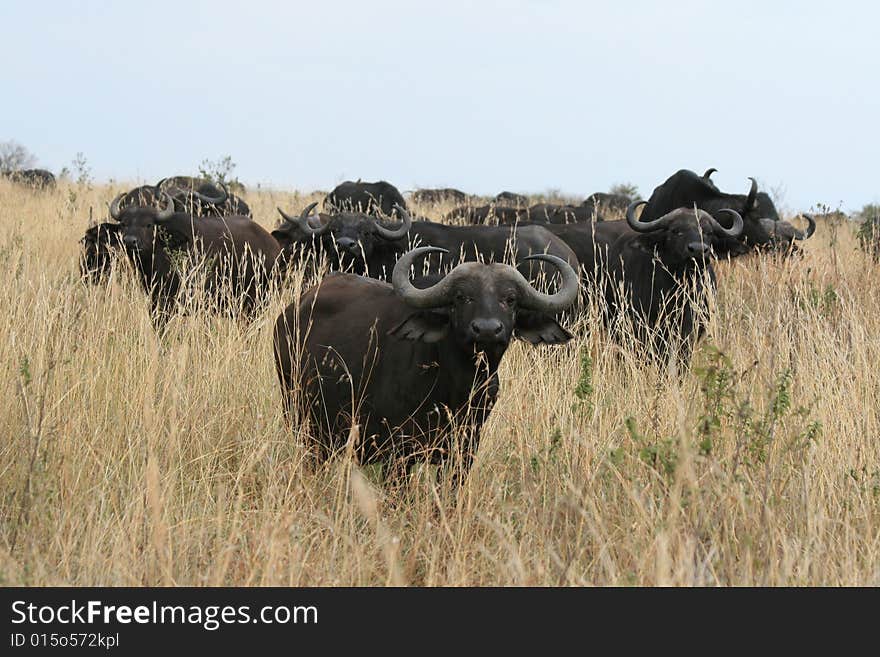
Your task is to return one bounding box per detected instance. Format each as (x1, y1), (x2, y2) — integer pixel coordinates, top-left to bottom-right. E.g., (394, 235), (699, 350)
(515, 310), (573, 345)
(388, 311), (449, 343)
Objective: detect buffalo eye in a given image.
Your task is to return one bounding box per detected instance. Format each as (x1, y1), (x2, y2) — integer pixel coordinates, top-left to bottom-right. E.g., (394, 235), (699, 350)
(502, 295), (517, 307)
(455, 292), (472, 304)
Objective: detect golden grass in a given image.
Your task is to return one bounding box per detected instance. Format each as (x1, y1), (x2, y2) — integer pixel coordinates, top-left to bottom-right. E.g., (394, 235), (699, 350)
(0, 180), (878, 586)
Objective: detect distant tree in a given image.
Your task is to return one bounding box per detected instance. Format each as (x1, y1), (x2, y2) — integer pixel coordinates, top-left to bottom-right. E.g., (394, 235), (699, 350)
(198, 155), (245, 192)
(0, 140), (37, 173)
(71, 152), (92, 188)
(609, 182), (640, 201)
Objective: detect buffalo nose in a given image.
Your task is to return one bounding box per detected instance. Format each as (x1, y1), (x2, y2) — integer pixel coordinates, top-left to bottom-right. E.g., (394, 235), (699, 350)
(336, 237), (358, 251)
(687, 241), (709, 255)
(123, 235), (139, 248)
(469, 318), (504, 339)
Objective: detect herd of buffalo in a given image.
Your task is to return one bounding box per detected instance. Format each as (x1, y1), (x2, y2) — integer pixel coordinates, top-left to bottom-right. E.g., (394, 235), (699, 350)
(6, 167), (823, 484)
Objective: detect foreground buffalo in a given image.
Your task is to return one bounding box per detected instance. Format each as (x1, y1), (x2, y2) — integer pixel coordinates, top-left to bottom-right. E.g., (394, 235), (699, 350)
(640, 169), (814, 256)
(604, 202), (743, 363)
(324, 180), (407, 218)
(108, 192), (280, 319)
(274, 204), (580, 282)
(274, 246), (579, 481)
(410, 188), (469, 205)
(4, 168), (56, 189)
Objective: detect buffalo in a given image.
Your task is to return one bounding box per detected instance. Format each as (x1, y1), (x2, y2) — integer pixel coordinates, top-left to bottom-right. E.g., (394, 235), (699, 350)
(495, 191), (529, 206)
(581, 192), (632, 215)
(80, 222), (124, 284)
(272, 203), (410, 276)
(107, 191), (280, 320)
(324, 180), (408, 218)
(603, 201), (744, 363)
(529, 203), (603, 224)
(4, 168), (56, 189)
(112, 177), (251, 217)
(410, 188), (469, 205)
(273, 204), (580, 284)
(273, 246), (579, 482)
(445, 204), (526, 225)
(640, 169), (814, 256)
(449, 203), (601, 225)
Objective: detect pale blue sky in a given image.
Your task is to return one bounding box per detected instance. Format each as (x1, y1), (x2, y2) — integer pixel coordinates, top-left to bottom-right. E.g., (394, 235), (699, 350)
(2, 1), (877, 212)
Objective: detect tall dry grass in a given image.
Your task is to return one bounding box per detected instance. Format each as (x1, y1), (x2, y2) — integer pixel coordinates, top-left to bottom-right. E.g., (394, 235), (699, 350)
(0, 179), (878, 586)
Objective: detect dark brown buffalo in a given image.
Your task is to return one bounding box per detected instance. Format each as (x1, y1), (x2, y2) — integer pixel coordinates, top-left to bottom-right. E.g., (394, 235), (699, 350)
(4, 168), (56, 189)
(108, 191), (280, 320)
(273, 204), (580, 284)
(410, 188), (469, 205)
(274, 246), (579, 482)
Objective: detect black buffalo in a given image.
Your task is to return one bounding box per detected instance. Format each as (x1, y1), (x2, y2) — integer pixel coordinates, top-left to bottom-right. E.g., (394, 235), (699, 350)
(495, 191), (529, 206)
(4, 168), (56, 189)
(603, 201), (744, 363)
(80, 222), (124, 284)
(274, 204), (580, 283)
(272, 203), (410, 275)
(107, 191), (280, 320)
(410, 188), (469, 205)
(529, 203), (603, 224)
(324, 180), (408, 218)
(273, 246), (579, 482)
(581, 192), (632, 215)
(112, 177), (251, 217)
(515, 219), (633, 285)
(450, 203), (600, 225)
(640, 169), (814, 256)
(445, 204), (527, 225)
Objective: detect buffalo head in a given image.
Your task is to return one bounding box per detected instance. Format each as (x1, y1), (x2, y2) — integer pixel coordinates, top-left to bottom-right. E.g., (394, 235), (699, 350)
(274, 203), (411, 273)
(626, 201), (744, 267)
(109, 190), (178, 255)
(389, 246), (579, 358)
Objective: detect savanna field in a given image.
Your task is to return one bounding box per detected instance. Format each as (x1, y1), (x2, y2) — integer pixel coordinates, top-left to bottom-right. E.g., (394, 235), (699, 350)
(1, 180), (878, 586)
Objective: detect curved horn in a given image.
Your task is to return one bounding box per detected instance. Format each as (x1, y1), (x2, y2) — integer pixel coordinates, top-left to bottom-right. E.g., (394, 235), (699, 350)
(745, 177), (758, 211)
(109, 192), (125, 220)
(703, 168), (717, 179)
(277, 202), (327, 235)
(625, 200), (676, 233)
(373, 204), (412, 240)
(191, 181), (228, 205)
(705, 208), (744, 238)
(154, 192), (176, 222)
(391, 246), (453, 309)
(794, 214), (816, 240)
(507, 254), (579, 314)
